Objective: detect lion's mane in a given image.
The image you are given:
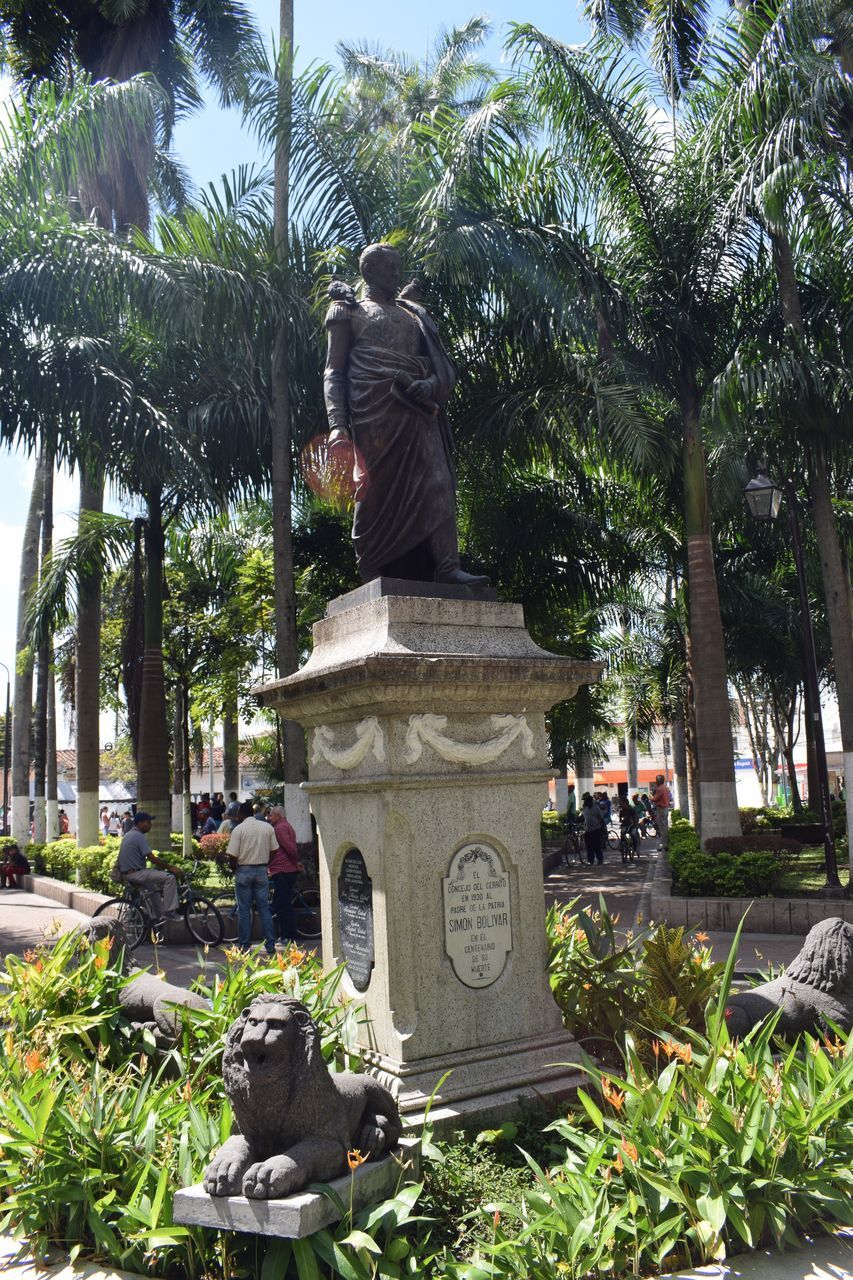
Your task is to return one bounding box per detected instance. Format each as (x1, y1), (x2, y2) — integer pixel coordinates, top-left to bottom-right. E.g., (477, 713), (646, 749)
(785, 918), (853, 995)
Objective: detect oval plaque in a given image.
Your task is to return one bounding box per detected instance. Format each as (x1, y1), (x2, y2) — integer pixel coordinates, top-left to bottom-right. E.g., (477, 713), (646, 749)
(337, 849), (374, 992)
(443, 843), (512, 988)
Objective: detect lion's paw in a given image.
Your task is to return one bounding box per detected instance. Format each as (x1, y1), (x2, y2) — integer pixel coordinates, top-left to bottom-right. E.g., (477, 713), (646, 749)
(242, 1155), (301, 1199)
(204, 1141), (252, 1197)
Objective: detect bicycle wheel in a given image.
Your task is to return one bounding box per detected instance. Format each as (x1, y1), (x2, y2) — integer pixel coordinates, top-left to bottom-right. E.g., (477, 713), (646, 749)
(92, 896), (147, 951)
(607, 828), (620, 850)
(184, 894), (224, 946)
(294, 888), (322, 940)
(620, 836), (629, 864)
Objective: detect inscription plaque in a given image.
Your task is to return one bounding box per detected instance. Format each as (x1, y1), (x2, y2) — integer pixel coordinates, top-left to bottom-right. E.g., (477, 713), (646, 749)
(338, 849), (374, 991)
(443, 843), (512, 988)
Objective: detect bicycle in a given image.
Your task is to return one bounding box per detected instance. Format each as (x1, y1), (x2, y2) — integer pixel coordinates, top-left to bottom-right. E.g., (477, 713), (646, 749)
(561, 820), (586, 865)
(93, 866), (224, 951)
(619, 825), (641, 863)
(210, 877), (322, 942)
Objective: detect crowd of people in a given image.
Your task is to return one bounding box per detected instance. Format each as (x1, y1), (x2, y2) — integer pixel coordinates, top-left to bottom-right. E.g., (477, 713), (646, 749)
(114, 797), (301, 955)
(561, 775), (673, 865)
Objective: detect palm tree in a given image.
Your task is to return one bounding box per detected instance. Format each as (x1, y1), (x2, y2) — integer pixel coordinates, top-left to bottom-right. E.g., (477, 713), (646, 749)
(416, 29), (744, 840)
(1, 0), (258, 845)
(338, 17), (496, 131)
(701, 0), (853, 862)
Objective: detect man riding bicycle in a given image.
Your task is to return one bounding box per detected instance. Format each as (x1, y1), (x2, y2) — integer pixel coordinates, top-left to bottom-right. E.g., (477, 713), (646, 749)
(116, 812), (181, 920)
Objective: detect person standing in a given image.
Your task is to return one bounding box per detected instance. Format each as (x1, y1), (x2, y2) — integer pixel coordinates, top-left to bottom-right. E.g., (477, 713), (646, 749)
(566, 783), (577, 820)
(652, 774), (673, 853)
(226, 802), (277, 954)
(582, 793), (606, 865)
(116, 813), (181, 919)
(266, 805), (301, 944)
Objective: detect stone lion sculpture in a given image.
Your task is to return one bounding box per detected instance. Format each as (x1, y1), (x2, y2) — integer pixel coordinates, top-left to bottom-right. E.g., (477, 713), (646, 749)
(725, 917), (853, 1038)
(204, 994), (403, 1199)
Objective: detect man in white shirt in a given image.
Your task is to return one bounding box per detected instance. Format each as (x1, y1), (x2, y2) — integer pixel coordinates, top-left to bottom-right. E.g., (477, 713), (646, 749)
(227, 803), (277, 953)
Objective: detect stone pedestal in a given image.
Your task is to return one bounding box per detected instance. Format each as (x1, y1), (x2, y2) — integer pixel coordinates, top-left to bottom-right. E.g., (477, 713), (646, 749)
(256, 587), (601, 1123)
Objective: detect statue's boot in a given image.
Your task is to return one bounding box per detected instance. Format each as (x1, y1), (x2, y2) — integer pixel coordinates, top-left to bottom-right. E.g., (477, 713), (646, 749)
(429, 518), (490, 587)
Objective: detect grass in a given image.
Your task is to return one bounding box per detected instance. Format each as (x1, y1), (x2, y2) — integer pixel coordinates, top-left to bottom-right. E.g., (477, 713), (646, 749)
(776, 847), (850, 895)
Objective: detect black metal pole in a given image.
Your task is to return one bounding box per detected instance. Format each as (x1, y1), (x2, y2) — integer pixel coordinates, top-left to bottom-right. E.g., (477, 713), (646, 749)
(1, 664), (9, 837)
(784, 478), (840, 890)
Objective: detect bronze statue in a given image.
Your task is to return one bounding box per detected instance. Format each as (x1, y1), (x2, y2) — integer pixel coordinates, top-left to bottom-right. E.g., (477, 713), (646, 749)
(324, 244), (488, 587)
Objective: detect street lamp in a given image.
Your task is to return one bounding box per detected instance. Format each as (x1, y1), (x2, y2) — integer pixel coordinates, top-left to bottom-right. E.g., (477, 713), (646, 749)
(744, 461), (841, 891)
(0, 661), (9, 837)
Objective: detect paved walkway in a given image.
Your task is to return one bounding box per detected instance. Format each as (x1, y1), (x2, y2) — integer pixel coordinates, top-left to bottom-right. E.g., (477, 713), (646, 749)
(0, 849), (808, 986)
(543, 840), (805, 973)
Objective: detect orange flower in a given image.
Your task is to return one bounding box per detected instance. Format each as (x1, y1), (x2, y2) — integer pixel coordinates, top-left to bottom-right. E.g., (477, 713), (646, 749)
(347, 1149), (367, 1171)
(694, 931), (709, 944)
(23, 949), (37, 963)
(287, 947), (307, 967)
(661, 1039), (677, 1059)
(93, 955), (106, 970)
(674, 1042), (692, 1065)
(602, 1077), (625, 1112)
(24, 1050), (46, 1073)
(620, 1139), (638, 1163)
(823, 1035), (844, 1060)
(612, 1152), (624, 1174)
(651, 1039), (660, 1059)
(493, 1209), (501, 1229)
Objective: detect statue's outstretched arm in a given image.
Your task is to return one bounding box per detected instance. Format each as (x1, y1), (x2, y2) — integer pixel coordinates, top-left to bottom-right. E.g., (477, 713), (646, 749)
(324, 314), (352, 441)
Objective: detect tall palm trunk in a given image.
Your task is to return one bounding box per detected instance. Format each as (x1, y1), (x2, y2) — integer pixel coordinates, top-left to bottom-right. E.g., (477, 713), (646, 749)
(135, 487), (171, 831)
(46, 665), (58, 840)
(223, 683), (239, 794)
(76, 469), (103, 847)
(32, 462), (54, 844)
(11, 458), (45, 845)
(809, 441), (853, 867)
(772, 229), (853, 868)
(171, 690), (183, 835)
(672, 712), (689, 816)
(271, 0), (310, 845)
(678, 374), (740, 841)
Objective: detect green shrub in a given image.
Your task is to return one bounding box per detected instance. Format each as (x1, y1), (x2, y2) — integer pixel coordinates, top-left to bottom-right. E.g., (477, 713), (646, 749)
(447, 1019), (853, 1278)
(668, 819), (798, 898)
(547, 898), (722, 1061)
(171, 831), (200, 858)
(0, 935), (374, 1276)
(0, 836), (21, 854)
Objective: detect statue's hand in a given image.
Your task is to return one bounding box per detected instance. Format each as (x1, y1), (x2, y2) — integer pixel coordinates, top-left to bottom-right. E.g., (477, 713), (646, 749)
(327, 428), (351, 454)
(406, 379), (434, 404)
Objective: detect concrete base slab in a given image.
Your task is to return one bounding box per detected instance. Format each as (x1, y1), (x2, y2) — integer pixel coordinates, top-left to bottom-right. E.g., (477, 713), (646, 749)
(363, 1026), (583, 1119)
(404, 1069), (585, 1136)
(172, 1138), (420, 1238)
(660, 1229), (853, 1279)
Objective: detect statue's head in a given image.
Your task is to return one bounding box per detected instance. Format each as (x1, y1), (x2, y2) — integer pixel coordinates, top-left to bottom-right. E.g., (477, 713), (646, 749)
(359, 243), (401, 295)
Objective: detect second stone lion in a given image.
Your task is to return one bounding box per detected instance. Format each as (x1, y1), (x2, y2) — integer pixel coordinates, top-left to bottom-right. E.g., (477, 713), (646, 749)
(204, 995), (403, 1199)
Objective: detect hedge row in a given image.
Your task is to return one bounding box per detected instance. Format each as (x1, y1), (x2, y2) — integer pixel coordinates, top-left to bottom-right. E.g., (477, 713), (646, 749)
(1, 833), (202, 894)
(668, 815), (800, 898)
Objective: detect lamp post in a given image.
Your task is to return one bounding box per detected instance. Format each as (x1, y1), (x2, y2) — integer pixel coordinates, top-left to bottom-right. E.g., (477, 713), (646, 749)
(744, 463), (841, 890)
(0, 661), (9, 836)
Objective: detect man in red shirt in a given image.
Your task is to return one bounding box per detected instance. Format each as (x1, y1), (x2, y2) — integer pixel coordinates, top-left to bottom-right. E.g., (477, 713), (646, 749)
(652, 774), (672, 853)
(267, 805), (301, 944)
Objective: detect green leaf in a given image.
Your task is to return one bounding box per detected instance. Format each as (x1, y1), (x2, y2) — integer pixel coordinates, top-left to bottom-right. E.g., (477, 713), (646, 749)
(292, 1238), (322, 1280)
(340, 1229), (381, 1255)
(576, 1087), (606, 1132)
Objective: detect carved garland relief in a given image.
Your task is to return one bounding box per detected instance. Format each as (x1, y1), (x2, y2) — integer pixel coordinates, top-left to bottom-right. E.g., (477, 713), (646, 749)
(311, 713), (535, 772)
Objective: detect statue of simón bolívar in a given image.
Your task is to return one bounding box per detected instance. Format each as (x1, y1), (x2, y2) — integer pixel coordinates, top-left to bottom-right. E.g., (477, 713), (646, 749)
(324, 243), (489, 587)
